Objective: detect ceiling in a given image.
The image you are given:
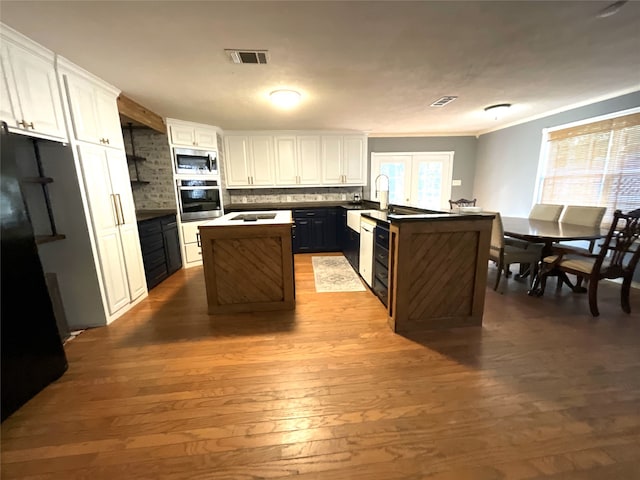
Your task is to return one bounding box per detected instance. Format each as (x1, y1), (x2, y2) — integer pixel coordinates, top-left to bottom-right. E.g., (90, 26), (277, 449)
(2, 1), (639, 135)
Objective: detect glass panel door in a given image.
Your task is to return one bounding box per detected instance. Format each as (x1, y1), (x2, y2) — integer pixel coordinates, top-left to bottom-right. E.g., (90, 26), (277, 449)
(410, 153), (454, 210)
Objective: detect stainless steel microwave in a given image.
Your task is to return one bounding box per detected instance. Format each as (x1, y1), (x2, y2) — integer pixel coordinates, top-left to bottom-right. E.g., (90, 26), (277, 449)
(174, 147), (218, 175)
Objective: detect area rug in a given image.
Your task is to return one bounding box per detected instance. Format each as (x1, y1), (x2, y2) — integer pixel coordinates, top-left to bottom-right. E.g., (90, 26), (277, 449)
(311, 256), (366, 293)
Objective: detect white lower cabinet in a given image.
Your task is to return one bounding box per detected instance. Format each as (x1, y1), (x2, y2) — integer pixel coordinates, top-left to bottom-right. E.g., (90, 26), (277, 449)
(181, 220), (208, 266)
(77, 143), (146, 315)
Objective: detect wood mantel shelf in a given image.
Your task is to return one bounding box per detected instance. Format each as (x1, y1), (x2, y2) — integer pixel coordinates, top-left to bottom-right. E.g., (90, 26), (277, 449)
(198, 211), (295, 314)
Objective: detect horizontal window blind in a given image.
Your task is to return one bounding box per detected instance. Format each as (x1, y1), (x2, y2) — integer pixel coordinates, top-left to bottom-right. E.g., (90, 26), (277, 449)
(540, 112), (640, 227)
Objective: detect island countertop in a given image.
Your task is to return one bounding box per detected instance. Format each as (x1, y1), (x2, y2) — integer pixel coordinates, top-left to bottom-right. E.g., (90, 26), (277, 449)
(202, 210), (293, 226)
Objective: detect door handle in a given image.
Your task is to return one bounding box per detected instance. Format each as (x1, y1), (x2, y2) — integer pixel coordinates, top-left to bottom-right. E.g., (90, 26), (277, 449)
(116, 194), (125, 225)
(111, 194), (121, 225)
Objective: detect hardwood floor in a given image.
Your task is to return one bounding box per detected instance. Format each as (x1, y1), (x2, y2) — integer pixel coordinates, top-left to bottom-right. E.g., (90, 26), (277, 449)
(2, 253), (640, 479)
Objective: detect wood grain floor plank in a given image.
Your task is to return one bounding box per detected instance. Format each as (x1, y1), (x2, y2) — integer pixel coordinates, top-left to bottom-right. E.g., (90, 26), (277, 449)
(2, 254), (639, 479)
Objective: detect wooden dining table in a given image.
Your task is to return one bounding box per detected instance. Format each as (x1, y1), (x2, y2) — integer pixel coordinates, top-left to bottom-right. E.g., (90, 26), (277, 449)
(501, 217), (608, 293)
(502, 217), (607, 256)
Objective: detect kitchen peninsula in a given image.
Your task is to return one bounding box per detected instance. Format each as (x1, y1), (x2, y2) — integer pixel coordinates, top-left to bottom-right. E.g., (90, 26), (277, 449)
(198, 211), (295, 314)
(382, 211), (493, 334)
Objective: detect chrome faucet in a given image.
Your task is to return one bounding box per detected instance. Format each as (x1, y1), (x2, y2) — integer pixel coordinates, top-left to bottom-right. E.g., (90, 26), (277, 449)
(374, 174), (390, 210)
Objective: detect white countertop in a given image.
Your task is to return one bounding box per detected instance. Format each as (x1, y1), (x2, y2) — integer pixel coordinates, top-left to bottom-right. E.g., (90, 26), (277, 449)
(202, 210), (293, 226)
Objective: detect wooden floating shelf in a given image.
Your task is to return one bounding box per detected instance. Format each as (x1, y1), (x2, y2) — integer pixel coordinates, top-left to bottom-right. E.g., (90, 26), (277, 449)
(21, 176), (53, 184)
(35, 234), (66, 245)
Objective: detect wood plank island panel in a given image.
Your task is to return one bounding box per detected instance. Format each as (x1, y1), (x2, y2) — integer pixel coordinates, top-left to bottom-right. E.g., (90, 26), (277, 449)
(199, 220), (295, 314)
(388, 215), (493, 334)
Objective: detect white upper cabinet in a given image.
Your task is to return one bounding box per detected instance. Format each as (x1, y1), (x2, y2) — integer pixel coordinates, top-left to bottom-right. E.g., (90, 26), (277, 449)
(274, 136), (298, 185)
(224, 131), (367, 188)
(224, 135), (251, 186)
(0, 27), (66, 141)
(225, 134), (276, 187)
(275, 135), (322, 186)
(342, 135), (367, 184)
(169, 122), (217, 149)
(61, 61), (124, 149)
(249, 136), (275, 185)
(322, 135), (366, 185)
(296, 135), (321, 185)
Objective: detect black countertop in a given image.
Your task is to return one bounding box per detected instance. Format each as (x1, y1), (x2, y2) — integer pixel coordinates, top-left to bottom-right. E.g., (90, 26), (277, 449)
(225, 201), (380, 211)
(136, 209), (177, 222)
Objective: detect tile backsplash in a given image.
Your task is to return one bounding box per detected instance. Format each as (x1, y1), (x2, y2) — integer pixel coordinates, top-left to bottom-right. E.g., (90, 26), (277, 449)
(228, 186), (363, 205)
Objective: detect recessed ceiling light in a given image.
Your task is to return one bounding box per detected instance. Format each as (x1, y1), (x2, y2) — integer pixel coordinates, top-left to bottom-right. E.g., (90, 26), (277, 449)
(484, 103), (511, 120)
(596, 1), (627, 18)
(269, 89), (301, 109)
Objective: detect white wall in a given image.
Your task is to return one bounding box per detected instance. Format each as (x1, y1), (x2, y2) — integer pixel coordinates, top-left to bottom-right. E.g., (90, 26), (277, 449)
(473, 91), (640, 217)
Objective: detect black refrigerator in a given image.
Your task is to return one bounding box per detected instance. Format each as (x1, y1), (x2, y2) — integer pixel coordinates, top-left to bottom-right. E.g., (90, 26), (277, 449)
(1, 125), (68, 422)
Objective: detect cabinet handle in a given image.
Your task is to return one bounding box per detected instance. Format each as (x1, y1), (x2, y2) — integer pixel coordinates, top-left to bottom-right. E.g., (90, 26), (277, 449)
(105, 138), (110, 145)
(26, 121), (34, 129)
(196, 232), (201, 247)
(111, 194), (121, 226)
(99, 138), (105, 144)
(18, 120), (33, 129)
(116, 194), (125, 224)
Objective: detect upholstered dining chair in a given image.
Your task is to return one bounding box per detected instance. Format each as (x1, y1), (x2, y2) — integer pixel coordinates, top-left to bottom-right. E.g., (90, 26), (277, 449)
(530, 208), (640, 316)
(528, 203), (564, 221)
(489, 212), (544, 292)
(559, 205), (607, 251)
(449, 198), (476, 211)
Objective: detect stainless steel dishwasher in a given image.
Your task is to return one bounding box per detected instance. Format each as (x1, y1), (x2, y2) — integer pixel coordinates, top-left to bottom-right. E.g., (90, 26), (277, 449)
(359, 216), (376, 287)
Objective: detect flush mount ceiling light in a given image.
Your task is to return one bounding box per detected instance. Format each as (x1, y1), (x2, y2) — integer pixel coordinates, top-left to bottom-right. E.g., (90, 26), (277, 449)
(484, 103), (512, 120)
(269, 89), (301, 109)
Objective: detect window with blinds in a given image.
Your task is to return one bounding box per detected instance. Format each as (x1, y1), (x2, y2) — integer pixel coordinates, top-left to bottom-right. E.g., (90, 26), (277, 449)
(539, 111), (640, 226)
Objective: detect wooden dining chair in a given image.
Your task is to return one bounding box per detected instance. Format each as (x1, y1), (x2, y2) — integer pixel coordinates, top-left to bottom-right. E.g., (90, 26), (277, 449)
(489, 212), (544, 292)
(528, 203), (564, 221)
(530, 208), (640, 316)
(449, 198), (476, 211)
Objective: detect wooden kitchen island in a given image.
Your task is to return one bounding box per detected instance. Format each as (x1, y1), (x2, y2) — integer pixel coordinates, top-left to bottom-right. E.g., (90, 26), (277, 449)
(386, 212), (494, 334)
(198, 211), (295, 314)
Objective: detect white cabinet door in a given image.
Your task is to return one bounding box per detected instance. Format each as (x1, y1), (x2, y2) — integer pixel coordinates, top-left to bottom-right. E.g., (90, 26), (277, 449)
(321, 136), (343, 184)
(95, 88), (124, 149)
(249, 136), (275, 186)
(343, 136), (366, 184)
(274, 136), (298, 185)
(170, 124), (195, 146)
(64, 74), (103, 144)
(77, 144), (129, 314)
(194, 127), (217, 149)
(297, 135), (321, 185)
(107, 149), (146, 300)
(170, 125), (216, 148)
(0, 52), (18, 126)
(224, 136), (251, 187)
(65, 74), (123, 148)
(3, 44), (65, 140)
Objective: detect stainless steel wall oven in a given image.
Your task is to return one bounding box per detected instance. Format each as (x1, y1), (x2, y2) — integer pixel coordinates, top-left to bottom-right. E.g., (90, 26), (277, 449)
(176, 179), (223, 221)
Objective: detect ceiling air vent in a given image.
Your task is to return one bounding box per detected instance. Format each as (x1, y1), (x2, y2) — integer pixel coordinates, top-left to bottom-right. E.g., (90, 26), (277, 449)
(430, 96), (458, 107)
(225, 49), (269, 64)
